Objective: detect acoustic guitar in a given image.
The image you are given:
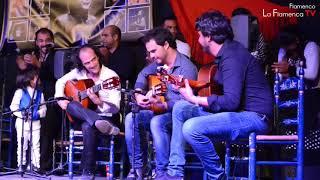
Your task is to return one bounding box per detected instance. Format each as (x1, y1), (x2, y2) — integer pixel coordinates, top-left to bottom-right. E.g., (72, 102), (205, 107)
(157, 64), (221, 96)
(147, 75), (167, 114)
(64, 77), (120, 122)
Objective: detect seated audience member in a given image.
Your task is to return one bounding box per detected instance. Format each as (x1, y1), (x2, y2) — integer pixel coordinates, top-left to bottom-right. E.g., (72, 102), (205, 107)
(272, 25), (320, 130)
(231, 7), (267, 68)
(162, 16), (191, 59)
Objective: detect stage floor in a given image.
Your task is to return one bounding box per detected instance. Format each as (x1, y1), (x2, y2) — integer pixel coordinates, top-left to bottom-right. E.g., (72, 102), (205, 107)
(0, 174), (110, 179)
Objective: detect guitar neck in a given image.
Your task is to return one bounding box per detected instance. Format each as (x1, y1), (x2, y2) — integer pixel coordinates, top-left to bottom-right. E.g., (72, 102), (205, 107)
(79, 84), (102, 100)
(169, 75), (209, 89)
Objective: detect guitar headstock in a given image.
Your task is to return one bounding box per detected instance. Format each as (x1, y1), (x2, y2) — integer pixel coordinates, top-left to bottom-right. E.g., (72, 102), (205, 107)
(152, 82), (167, 96)
(102, 77), (120, 89)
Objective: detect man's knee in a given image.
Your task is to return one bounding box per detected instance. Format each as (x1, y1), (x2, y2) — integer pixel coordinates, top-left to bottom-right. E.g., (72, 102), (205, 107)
(182, 119), (201, 141)
(125, 112), (134, 130)
(173, 100), (190, 113)
(150, 116), (163, 130)
(81, 122), (93, 133)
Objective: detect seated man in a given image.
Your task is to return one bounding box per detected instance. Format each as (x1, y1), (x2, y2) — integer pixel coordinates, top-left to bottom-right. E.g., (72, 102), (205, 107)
(125, 27), (197, 179)
(55, 45), (121, 179)
(166, 10), (273, 179)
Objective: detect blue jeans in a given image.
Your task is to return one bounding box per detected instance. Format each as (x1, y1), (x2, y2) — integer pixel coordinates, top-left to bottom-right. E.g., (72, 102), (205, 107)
(125, 110), (172, 173)
(168, 100), (269, 179)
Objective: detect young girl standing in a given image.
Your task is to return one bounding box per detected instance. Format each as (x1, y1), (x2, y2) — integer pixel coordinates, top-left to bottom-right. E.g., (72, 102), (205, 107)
(10, 66), (46, 170)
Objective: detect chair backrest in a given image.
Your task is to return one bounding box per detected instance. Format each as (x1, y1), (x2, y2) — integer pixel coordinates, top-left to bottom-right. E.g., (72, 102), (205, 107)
(274, 61), (304, 139)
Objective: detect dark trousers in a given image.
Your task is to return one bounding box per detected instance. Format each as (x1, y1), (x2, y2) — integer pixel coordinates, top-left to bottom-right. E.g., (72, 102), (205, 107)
(66, 101), (113, 172)
(40, 104), (61, 171)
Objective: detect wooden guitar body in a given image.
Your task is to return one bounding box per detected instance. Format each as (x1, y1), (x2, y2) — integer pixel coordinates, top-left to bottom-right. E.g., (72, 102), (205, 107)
(148, 75), (166, 114)
(64, 79), (96, 122)
(197, 64), (221, 96)
(63, 77), (120, 123)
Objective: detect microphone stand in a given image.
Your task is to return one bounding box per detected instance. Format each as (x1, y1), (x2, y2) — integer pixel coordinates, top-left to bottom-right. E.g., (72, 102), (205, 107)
(122, 87), (141, 180)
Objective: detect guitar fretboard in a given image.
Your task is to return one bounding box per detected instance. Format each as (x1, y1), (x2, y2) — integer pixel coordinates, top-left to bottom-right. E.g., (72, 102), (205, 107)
(79, 84), (102, 100)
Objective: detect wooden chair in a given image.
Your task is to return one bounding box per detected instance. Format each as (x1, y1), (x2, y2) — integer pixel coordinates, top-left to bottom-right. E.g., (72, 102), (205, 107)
(225, 61), (305, 180)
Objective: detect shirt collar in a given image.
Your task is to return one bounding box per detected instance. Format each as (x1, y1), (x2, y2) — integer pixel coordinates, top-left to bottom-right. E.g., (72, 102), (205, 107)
(215, 39), (231, 64)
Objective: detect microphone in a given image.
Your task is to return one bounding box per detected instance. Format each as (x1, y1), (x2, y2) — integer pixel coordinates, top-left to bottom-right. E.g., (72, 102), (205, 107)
(48, 97), (73, 101)
(42, 42), (55, 48)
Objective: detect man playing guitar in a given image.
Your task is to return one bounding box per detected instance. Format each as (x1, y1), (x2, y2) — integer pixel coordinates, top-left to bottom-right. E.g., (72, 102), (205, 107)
(125, 27), (198, 180)
(55, 45), (121, 180)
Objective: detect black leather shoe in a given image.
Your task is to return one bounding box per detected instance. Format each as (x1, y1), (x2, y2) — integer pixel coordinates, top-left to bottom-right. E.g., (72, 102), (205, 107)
(77, 170), (95, 180)
(95, 120), (120, 135)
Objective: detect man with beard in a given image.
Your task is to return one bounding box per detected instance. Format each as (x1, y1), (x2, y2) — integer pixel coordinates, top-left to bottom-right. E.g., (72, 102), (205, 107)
(100, 25), (139, 88)
(164, 10), (273, 179)
(16, 28), (60, 173)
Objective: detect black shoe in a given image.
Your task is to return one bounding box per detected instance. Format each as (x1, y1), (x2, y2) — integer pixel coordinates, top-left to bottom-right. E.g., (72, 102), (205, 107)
(95, 120), (120, 135)
(77, 170), (95, 180)
(165, 173), (184, 180)
(126, 168), (144, 180)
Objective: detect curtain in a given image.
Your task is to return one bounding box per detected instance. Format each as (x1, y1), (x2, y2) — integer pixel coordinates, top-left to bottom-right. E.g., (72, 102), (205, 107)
(169, 0), (297, 65)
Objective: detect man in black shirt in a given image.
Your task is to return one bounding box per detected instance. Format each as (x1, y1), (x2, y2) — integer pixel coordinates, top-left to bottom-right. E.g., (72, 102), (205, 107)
(16, 28), (60, 172)
(100, 25), (139, 88)
(165, 10), (273, 180)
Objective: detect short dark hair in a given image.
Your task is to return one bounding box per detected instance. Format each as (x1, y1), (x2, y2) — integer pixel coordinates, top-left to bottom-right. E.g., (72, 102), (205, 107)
(142, 27), (177, 49)
(278, 25), (301, 48)
(35, 28), (54, 41)
(16, 66), (40, 89)
(232, 7), (251, 17)
(195, 10), (234, 44)
(161, 15), (177, 25)
(107, 25), (121, 41)
(75, 44), (103, 71)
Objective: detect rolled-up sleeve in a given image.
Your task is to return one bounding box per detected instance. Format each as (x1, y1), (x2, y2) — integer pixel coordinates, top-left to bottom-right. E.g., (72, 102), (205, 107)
(55, 68), (80, 98)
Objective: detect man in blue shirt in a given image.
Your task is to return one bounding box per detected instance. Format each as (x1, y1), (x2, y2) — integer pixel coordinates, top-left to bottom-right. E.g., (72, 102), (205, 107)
(165, 10), (273, 180)
(125, 27), (197, 180)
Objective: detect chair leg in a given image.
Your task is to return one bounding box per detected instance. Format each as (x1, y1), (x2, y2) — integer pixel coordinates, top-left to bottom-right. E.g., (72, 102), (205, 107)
(225, 142), (231, 178)
(249, 132), (256, 180)
(68, 129), (74, 179)
(297, 133), (304, 180)
(108, 135), (114, 180)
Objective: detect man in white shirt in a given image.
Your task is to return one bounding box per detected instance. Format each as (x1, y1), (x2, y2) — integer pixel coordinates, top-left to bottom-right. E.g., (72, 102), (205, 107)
(55, 45), (121, 179)
(162, 16), (191, 59)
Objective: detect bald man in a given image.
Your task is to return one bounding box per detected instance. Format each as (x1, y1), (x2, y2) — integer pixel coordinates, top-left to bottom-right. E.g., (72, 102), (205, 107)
(100, 25), (140, 88)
